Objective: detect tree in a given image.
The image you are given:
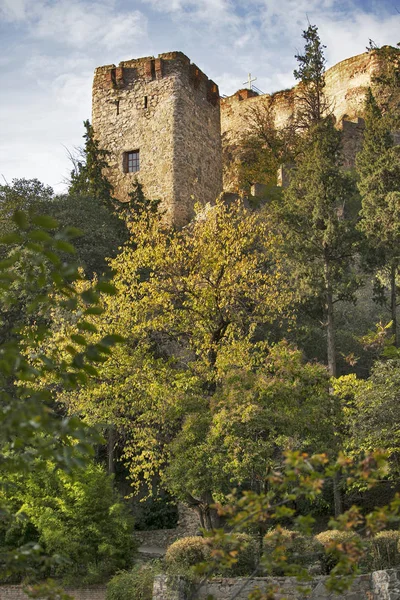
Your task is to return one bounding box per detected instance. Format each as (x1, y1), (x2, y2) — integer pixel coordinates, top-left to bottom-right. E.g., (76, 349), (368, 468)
(69, 120), (114, 204)
(236, 104), (297, 191)
(357, 89), (400, 346)
(293, 23), (331, 128)
(39, 198), (296, 526)
(2, 461), (136, 584)
(164, 342), (337, 529)
(277, 117), (360, 377)
(46, 194), (129, 278)
(0, 209), (124, 584)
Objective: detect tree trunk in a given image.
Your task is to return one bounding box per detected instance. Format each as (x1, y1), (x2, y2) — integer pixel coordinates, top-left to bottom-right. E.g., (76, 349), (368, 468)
(324, 255), (337, 377)
(107, 426), (115, 475)
(333, 471), (343, 517)
(390, 263), (398, 347)
(186, 492), (222, 531)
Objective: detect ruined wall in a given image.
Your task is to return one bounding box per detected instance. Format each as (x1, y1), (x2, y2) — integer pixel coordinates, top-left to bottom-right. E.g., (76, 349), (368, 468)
(220, 50), (383, 192)
(92, 52), (222, 227)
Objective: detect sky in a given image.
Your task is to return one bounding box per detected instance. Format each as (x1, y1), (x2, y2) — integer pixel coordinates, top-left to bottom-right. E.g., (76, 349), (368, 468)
(0, 0), (399, 193)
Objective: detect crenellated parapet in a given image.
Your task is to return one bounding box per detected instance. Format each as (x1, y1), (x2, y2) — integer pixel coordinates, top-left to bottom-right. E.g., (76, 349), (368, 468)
(93, 52), (220, 106)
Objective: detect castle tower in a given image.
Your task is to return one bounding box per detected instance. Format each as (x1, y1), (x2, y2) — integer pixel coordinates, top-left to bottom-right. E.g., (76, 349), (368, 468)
(92, 52), (223, 227)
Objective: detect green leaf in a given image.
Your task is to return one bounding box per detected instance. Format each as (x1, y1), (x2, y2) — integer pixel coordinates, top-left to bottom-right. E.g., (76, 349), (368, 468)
(77, 321), (98, 334)
(81, 290), (100, 305)
(32, 215), (59, 229)
(100, 334), (125, 347)
(71, 334), (87, 347)
(54, 240), (76, 254)
(96, 281), (117, 295)
(84, 306), (104, 316)
(0, 233), (24, 244)
(13, 210), (28, 230)
(28, 230), (53, 243)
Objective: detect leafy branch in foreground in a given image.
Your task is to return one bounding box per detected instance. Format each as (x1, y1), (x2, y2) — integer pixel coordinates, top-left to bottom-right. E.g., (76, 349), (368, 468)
(190, 451), (399, 599)
(0, 209), (124, 584)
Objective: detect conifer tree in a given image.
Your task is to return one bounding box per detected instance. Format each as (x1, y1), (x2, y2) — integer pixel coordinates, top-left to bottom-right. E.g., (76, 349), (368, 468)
(357, 89), (400, 346)
(69, 120), (114, 204)
(278, 25), (359, 380)
(293, 24), (330, 128)
(281, 117), (359, 378)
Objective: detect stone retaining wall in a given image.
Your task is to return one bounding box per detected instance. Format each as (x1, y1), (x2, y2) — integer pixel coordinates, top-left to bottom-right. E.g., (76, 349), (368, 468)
(0, 586), (106, 600)
(152, 569), (400, 600)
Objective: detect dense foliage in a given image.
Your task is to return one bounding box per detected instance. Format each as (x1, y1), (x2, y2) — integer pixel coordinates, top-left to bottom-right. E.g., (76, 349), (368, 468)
(3, 22), (400, 600)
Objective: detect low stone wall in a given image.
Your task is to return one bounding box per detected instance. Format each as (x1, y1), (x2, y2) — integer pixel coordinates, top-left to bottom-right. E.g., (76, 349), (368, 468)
(136, 504), (200, 550)
(193, 576), (371, 600)
(152, 569), (400, 600)
(0, 586), (106, 600)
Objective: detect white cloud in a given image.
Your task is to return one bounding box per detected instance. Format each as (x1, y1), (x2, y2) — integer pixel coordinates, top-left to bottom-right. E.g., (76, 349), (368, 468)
(0, 0), (28, 21)
(28, 0), (148, 51)
(140, 0), (239, 28)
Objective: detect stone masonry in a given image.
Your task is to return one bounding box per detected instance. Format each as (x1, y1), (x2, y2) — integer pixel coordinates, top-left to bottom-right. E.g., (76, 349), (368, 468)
(152, 569), (400, 600)
(92, 52), (222, 227)
(220, 49), (385, 192)
(93, 47), (397, 225)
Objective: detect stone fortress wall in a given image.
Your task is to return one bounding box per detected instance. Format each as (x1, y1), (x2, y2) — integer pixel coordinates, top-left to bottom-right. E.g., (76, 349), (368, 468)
(220, 50), (383, 191)
(92, 52), (222, 227)
(93, 48), (396, 225)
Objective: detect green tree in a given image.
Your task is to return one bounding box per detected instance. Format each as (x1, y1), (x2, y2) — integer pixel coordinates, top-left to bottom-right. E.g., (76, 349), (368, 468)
(0, 209), (123, 584)
(278, 117), (360, 377)
(40, 199), (296, 525)
(356, 89), (400, 346)
(164, 342), (337, 529)
(69, 120), (114, 203)
(293, 23), (330, 128)
(2, 461), (136, 584)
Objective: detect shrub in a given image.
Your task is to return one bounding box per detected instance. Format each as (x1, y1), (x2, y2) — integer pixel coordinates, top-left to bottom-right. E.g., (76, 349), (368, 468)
(263, 528), (323, 575)
(8, 461), (137, 584)
(165, 533), (259, 577)
(315, 530), (362, 574)
(106, 563), (161, 600)
(211, 533), (259, 576)
(368, 530), (400, 571)
(165, 536), (209, 571)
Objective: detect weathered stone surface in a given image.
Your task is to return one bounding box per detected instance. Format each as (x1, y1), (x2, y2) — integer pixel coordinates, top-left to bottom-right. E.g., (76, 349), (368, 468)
(93, 47), (399, 226)
(0, 586), (106, 600)
(151, 570), (400, 600)
(92, 52), (223, 227)
(220, 49), (387, 192)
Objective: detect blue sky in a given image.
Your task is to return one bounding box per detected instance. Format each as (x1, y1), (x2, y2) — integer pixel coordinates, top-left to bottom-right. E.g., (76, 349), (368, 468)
(0, 0), (399, 192)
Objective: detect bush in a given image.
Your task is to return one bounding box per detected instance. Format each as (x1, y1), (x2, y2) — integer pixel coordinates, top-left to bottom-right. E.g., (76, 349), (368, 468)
(263, 528), (323, 575)
(165, 537), (209, 571)
(367, 530), (400, 571)
(211, 533), (259, 576)
(315, 530), (362, 574)
(106, 564), (161, 600)
(5, 461), (137, 584)
(165, 533), (259, 577)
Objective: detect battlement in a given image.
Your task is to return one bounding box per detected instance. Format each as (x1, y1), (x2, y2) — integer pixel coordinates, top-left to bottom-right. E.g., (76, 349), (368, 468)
(93, 51), (219, 105)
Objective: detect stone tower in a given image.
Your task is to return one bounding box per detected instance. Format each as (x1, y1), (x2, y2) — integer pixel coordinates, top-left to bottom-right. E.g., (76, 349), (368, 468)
(92, 52), (223, 227)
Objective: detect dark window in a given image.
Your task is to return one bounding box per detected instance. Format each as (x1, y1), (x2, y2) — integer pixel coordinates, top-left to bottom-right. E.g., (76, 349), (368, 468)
(125, 150), (140, 173)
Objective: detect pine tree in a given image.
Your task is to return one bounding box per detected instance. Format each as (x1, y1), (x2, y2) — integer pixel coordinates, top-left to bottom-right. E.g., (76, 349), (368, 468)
(69, 120), (114, 204)
(281, 117), (359, 379)
(293, 24), (330, 128)
(357, 89), (400, 346)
